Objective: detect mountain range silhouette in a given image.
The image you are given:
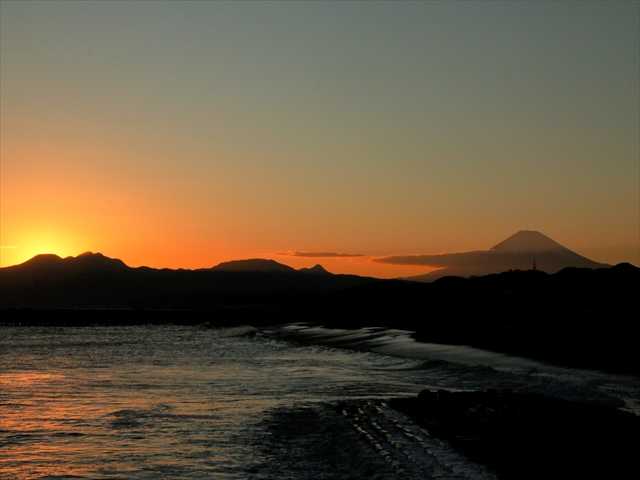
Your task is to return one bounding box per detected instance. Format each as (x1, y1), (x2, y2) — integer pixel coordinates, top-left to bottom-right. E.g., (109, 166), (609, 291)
(1, 238), (638, 374)
(0, 251), (373, 311)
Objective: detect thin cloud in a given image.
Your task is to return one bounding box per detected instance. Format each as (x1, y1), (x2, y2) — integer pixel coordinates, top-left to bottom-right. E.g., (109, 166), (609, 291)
(278, 251), (365, 258)
(375, 250), (562, 269)
(374, 251), (494, 267)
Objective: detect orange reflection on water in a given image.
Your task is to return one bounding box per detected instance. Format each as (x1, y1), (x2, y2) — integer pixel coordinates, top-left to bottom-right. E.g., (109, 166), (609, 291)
(0, 371), (64, 387)
(0, 367), (199, 479)
(0, 370), (93, 479)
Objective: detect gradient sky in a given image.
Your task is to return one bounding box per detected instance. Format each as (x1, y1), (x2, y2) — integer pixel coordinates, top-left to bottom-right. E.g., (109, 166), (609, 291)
(1, 0), (638, 276)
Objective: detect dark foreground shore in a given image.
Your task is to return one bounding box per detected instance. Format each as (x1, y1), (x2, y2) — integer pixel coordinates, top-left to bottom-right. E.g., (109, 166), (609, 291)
(262, 323), (640, 477)
(391, 389), (639, 479)
(253, 390), (639, 479)
(252, 400), (497, 480)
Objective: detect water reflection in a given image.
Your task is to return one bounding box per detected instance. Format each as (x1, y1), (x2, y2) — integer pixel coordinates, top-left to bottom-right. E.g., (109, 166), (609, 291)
(1, 325), (638, 479)
(0, 326), (427, 479)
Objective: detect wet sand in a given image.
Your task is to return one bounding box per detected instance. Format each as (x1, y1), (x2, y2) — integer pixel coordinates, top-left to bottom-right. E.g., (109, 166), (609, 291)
(252, 401), (496, 480)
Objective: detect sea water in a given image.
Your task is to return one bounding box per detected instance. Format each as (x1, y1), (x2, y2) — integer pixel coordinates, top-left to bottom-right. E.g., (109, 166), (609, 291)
(1, 325), (638, 479)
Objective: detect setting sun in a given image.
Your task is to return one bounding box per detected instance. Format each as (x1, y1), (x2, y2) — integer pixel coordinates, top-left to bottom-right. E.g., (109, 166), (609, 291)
(0, 229), (82, 267)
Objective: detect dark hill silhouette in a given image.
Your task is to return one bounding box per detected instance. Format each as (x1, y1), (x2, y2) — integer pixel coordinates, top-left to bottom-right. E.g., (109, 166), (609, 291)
(7, 252), (128, 273)
(298, 264), (331, 275)
(382, 230), (609, 281)
(21, 253), (64, 266)
(73, 252), (129, 271)
(211, 258), (295, 273)
(0, 252), (374, 310)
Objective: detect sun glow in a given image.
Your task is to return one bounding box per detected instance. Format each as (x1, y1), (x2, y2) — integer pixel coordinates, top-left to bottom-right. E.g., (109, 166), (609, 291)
(0, 230), (82, 267)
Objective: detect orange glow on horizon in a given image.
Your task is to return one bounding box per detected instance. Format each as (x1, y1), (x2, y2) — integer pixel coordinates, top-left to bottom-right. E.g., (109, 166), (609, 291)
(0, 137), (437, 276)
(0, 138), (635, 275)
(1, 230), (83, 266)
(0, 242), (438, 278)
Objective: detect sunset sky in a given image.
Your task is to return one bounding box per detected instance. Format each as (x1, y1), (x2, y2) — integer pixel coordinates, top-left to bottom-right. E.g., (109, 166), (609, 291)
(1, 1), (638, 277)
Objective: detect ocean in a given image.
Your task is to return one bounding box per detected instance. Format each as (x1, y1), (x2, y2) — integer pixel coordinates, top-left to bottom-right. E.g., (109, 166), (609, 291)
(1, 324), (638, 479)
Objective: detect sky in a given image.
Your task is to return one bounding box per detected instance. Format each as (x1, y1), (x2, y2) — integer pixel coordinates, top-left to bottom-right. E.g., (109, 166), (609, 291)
(1, 0), (638, 276)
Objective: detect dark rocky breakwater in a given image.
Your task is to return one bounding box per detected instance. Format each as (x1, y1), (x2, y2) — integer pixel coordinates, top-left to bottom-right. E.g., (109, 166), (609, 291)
(391, 389), (640, 479)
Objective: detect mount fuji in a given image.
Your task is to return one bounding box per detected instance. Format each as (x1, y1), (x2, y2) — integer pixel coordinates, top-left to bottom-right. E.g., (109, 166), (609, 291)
(378, 230), (609, 281)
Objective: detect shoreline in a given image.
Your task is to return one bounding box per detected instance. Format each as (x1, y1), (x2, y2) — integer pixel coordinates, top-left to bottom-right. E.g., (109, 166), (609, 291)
(262, 323), (640, 414)
(262, 323), (546, 371)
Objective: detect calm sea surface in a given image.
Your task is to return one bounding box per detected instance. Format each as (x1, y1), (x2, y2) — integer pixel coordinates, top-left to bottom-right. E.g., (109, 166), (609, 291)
(1, 325), (638, 479)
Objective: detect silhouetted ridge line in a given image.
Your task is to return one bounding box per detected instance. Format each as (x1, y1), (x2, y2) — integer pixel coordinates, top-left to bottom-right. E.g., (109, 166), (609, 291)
(72, 252), (129, 270)
(21, 253), (64, 267)
(0, 251), (375, 312)
(211, 258), (296, 273)
(298, 264), (331, 275)
(14, 252), (129, 271)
